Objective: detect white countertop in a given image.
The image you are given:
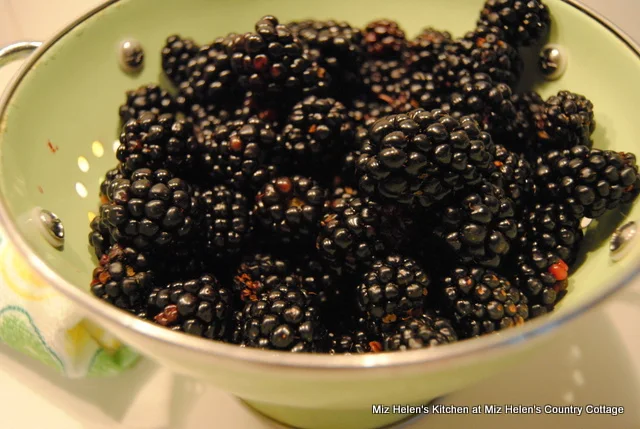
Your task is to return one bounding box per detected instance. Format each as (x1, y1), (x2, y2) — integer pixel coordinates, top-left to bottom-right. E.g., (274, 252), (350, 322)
(1, 1), (640, 428)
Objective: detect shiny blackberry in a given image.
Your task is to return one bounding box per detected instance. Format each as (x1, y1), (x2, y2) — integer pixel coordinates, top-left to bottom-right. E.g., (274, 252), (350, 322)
(383, 312), (457, 350)
(359, 59), (408, 105)
(356, 109), (494, 208)
(89, 214), (112, 259)
(254, 176), (327, 244)
(348, 97), (395, 127)
(161, 35), (200, 85)
(441, 266), (529, 338)
(148, 274), (232, 339)
(396, 71), (446, 112)
(90, 244), (155, 311)
(327, 318), (382, 354)
(489, 144), (536, 210)
(200, 185), (252, 259)
(118, 84), (176, 123)
(460, 30), (523, 86)
(356, 255), (430, 324)
(535, 91), (596, 151)
(404, 28), (452, 72)
(99, 167), (125, 203)
(100, 168), (200, 249)
(117, 113), (199, 176)
(508, 91), (544, 151)
(478, 0), (551, 47)
(535, 145), (640, 218)
(233, 253), (293, 302)
(434, 181), (518, 268)
(363, 19), (407, 58)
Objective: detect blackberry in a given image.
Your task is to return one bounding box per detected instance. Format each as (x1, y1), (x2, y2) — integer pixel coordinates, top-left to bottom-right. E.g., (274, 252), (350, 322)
(404, 28), (452, 72)
(254, 176), (327, 244)
(396, 71), (446, 112)
(508, 91), (544, 152)
(326, 318), (382, 354)
(434, 181), (518, 268)
(430, 43), (472, 92)
(478, 0), (551, 47)
(90, 244), (155, 311)
(489, 144), (536, 210)
(535, 91), (596, 151)
(356, 255), (430, 323)
(460, 30), (522, 86)
(200, 185), (252, 259)
(441, 266), (529, 338)
(535, 145), (640, 218)
(363, 19), (407, 58)
(161, 35), (200, 85)
(100, 168), (200, 249)
(228, 16), (330, 102)
(356, 109), (494, 208)
(233, 253), (293, 302)
(360, 59), (408, 105)
(118, 84), (176, 123)
(89, 214), (112, 259)
(117, 113), (199, 176)
(148, 274), (232, 339)
(238, 283), (326, 351)
(282, 96), (355, 171)
(383, 312), (457, 351)
(348, 97), (395, 127)
(100, 167), (125, 203)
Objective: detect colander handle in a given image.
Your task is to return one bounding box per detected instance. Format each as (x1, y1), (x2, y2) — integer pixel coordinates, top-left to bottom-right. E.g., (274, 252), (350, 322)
(0, 41), (42, 68)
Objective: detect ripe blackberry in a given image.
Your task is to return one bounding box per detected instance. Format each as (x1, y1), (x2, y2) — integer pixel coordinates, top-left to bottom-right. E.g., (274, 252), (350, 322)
(228, 16), (330, 102)
(356, 255), (430, 323)
(254, 176), (327, 244)
(441, 266), (529, 338)
(434, 181), (518, 268)
(535, 145), (640, 218)
(356, 109), (494, 208)
(161, 35), (200, 85)
(90, 244), (154, 311)
(199, 116), (285, 193)
(460, 30), (522, 86)
(100, 168), (200, 249)
(89, 214), (112, 259)
(282, 96), (355, 171)
(363, 19), (407, 58)
(348, 97), (395, 127)
(117, 113), (199, 176)
(396, 71), (446, 112)
(360, 59), (408, 104)
(326, 318), (382, 354)
(404, 28), (452, 72)
(478, 0), (551, 47)
(535, 91), (596, 151)
(383, 312), (457, 350)
(233, 253), (293, 302)
(200, 185), (252, 259)
(100, 167), (125, 203)
(489, 144), (536, 210)
(118, 84), (176, 123)
(430, 43), (472, 91)
(148, 274), (232, 339)
(238, 283), (326, 351)
(508, 91), (544, 151)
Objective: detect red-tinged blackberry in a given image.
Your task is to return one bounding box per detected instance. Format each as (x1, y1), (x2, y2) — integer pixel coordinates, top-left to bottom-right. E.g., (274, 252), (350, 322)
(363, 19), (407, 58)
(535, 145), (640, 219)
(233, 253), (293, 302)
(90, 244), (155, 311)
(238, 283), (326, 351)
(228, 16), (330, 102)
(434, 181), (518, 268)
(489, 144), (536, 210)
(161, 35), (200, 86)
(282, 96), (355, 171)
(461, 30), (523, 86)
(254, 176), (327, 244)
(89, 214), (112, 259)
(478, 0), (551, 47)
(118, 84), (176, 123)
(117, 113), (199, 176)
(403, 28), (452, 72)
(356, 255), (430, 324)
(383, 312), (457, 351)
(200, 185), (252, 259)
(507, 91), (544, 151)
(535, 91), (596, 151)
(100, 168), (200, 249)
(441, 266), (529, 338)
(360, 59), (408, 105)
(148, 274), (232, 339)
(356, 109), (494, 208)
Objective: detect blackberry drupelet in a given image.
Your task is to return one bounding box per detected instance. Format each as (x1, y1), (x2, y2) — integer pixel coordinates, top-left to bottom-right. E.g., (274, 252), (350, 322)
(100, 168), (200, 249)
(434, 180), (518, 268)
(535, 145), (640, 218)
(161, 35), (200, 86)
(441, 266), (528, 338)
(89, 214), (112, 259)
(117, 113), (199, 176)
(363, 19), (407, 58)
(535, 91), (596, 151)
(100, 167), (126, 203)
(356, 109), (494, 208)
(508, 91), (544, 152)
(254, 176), (327, 244)
(359, 59), (408, 105)
(383, 312), (457, 350)
(404, 28), (452, 72)
(233, 252), (293, 302)
(118, 84), (176, 123)
(461, 29), (522, 86)
(238, 283), (326, 351)
(478, 0), (551, 47)
(489, 144), (536, 210)
(148, 274), (232, 339)
(356, 255), (430, 323)
(200, 185), (252, 259)
(90, 244), (155, 311)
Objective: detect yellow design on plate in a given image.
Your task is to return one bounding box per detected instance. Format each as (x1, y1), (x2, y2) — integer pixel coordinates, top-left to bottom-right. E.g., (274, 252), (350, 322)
(0, 243), (55, 301)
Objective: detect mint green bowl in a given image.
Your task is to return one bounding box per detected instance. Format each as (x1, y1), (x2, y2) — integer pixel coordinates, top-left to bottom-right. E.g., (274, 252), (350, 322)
(1, 1), (639, 428)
